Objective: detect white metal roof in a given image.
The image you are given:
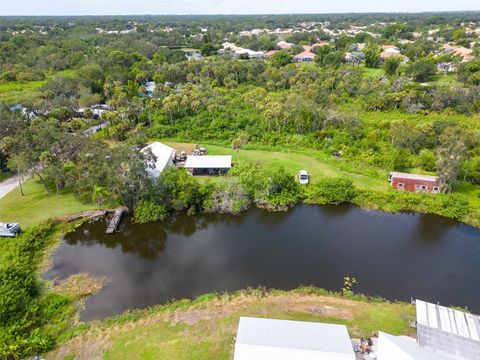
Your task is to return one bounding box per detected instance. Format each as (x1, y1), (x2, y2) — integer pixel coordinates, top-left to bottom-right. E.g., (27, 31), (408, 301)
(377, 332), (452, 360)
(390, 172), (438, 182)
(184, 155), (232, 169)
(416, 300), (480, 341)
(234, 317), (355, 360)
(142, 142), (175, 177)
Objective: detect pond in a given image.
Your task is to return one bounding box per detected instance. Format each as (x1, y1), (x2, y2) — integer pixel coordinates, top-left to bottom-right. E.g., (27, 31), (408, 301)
(44, 205), (480, 321)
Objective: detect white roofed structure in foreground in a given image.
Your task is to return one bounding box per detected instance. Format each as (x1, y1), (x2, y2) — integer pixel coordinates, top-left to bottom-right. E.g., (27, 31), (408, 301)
(233, 317), (355, 360)
(184, 155), (232, 175)
(377, 331), (452, 360)
(142, 142), (175, 178)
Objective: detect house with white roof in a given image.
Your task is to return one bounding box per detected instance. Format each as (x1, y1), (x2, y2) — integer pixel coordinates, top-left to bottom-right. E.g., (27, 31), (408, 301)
(142, 142), (175, 178)
(184, 155), (231, 175)
(233, 317), (356, 360)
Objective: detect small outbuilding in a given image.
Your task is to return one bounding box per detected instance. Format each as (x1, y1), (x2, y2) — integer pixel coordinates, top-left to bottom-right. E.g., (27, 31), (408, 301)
(389, 172), (440, 193)
(184, 155), (231, 175)
(233, 317), (356, 360)
(142, 142), (175, 178)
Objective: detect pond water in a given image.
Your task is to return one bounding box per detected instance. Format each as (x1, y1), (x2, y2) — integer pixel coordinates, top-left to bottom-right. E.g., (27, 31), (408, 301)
(44, 205), (480, 321)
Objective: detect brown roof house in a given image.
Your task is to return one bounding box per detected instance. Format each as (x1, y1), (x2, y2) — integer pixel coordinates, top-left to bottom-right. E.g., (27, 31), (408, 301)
(293, 50), (316, 62)
(389, 172), (440, 193)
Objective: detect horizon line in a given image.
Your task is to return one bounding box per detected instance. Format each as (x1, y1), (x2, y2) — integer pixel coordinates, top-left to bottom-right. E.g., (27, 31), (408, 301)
(2, 10), (480, 17)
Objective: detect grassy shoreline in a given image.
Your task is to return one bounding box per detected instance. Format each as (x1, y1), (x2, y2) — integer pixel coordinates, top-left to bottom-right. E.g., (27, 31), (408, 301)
(47, 287), (416, 360)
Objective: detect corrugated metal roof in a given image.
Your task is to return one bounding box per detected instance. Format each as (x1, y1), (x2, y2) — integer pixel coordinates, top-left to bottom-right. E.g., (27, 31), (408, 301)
(235, 317), (354, 355)
(390, 172), (438, 182)
(377, 332), (452, 360)
(184, 155), (231, 169)
(416, 300), (480, 342)
(142, 142), (175, 177)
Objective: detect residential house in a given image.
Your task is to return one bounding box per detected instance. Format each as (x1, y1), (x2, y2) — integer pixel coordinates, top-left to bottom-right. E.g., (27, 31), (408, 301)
(389, 172), (440, 193)
(293, 50), (316, 62)
(144, 81), (156, 97)
(442, 44), (474, 62)
(264, 50), (278, 57)
(277, 41), (293, 50)
(380, 45), (401, 60)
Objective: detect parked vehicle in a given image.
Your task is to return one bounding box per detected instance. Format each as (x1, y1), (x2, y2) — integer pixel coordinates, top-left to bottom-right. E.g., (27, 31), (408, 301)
(0, 222), (21, 237)
(298, 170), (309, 185)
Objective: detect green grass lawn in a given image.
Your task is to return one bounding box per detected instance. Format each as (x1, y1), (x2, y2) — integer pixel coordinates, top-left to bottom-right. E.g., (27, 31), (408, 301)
(0, 69), (77, 103)
(361, 66), (385, 78)
(164, 141), (388, 191)
(49, 289), (415, 360)
(0, 178), (101, 227)
(428, 73), (464, 87)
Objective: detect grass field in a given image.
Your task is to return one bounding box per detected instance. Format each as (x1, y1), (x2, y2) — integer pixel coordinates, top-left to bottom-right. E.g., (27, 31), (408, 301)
(47, 288), (415, 360)
(0, 178), (102, 227)
(164, 141), (388, 191)
(0, 69), (77, 103)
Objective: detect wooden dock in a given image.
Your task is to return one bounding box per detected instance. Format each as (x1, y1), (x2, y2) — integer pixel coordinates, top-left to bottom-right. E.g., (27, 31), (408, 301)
(106, 208), (124, 234)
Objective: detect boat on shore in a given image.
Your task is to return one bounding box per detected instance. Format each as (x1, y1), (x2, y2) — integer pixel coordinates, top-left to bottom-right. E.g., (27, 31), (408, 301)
(0, 222), (21, 237)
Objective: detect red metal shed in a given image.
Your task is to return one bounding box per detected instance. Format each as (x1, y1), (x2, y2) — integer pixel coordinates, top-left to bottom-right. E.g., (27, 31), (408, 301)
(389, 172), (440, 193)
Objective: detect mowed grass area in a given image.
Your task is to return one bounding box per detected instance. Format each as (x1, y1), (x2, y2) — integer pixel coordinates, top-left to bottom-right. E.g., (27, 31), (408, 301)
(0, 70), (77, 103)
(0, 178), (101, 227)
(48, 289), (415, 360)
(163, 141), (388, 191)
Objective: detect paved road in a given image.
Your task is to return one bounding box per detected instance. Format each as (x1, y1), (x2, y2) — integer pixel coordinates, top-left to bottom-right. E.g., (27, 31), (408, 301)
(0, 174), (20, 199)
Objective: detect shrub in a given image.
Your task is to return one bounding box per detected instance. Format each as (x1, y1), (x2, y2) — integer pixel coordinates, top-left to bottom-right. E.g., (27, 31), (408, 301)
(307, 177), (357, 204)
(203, 179), (251, 215)
(134, 200), (169, 223)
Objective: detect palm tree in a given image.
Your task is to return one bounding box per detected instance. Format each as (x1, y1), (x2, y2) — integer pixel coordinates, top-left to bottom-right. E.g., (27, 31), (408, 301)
(92, 185), (108, 210)
(231, 138), (242, 165)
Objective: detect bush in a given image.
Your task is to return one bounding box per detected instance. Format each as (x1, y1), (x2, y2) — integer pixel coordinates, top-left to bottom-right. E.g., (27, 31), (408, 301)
(0, 222), (70, 359)
(203, 179), (251, 215)
(307, 177), (358, 204)
(134, 200), (169, 223)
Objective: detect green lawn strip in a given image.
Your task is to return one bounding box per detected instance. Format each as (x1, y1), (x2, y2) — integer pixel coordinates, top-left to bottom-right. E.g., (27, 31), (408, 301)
(0, 178), (103, 227)
(163, 141), (387, 191)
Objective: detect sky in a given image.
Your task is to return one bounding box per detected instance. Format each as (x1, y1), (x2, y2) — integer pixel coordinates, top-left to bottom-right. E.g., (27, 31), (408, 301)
(1, 0), (480, 16)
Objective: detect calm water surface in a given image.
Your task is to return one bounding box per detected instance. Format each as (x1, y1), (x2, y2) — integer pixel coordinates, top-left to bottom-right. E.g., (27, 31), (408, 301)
(44, 205), (480, 321)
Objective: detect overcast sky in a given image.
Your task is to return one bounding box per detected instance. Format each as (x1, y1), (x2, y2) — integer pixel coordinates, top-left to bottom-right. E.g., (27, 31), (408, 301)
(1, 0), (480, 16)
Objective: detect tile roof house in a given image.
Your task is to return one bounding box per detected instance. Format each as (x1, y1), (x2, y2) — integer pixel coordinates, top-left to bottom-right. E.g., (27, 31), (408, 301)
(277, 41), (293, 50)
(293, 50), (316, 62)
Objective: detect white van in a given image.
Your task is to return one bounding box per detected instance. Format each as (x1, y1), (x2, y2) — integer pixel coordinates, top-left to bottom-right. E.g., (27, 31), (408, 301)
(298, 170), (309, 185)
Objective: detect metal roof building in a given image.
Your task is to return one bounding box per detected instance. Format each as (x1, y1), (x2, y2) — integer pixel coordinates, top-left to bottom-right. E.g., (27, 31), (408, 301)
(233, 317), (356, 360)
(184, 155), (232, 175)
(142, 142), (175, 178)
(377, 331), (452, 360)
(415, 299), (480, 359)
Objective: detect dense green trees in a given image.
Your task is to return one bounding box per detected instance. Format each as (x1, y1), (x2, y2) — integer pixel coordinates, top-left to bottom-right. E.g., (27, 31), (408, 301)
(364, 43), (381, 68)
(405, 58), (437, 82)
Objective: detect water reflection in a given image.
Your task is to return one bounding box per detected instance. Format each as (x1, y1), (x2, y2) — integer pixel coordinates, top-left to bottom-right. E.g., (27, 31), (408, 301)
(46, 205), (480, 320)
